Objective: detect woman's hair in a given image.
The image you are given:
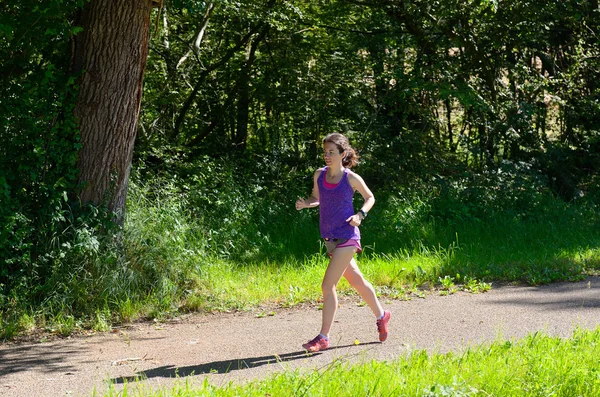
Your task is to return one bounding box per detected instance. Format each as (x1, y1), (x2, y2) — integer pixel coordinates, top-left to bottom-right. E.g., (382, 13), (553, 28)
(323, 133), (360, 168)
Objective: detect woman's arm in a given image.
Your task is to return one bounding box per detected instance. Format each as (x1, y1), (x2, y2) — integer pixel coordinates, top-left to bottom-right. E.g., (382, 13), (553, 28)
(347, 171), (375, 225)
(296, 169), (321, 210)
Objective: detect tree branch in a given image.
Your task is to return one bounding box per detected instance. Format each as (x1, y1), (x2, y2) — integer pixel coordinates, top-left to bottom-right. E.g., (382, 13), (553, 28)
(172, 24), (264, 139)
(177, 2), (215, 69)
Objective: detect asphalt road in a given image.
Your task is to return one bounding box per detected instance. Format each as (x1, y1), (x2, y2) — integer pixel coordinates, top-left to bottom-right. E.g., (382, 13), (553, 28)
(1, 277), (599, 397)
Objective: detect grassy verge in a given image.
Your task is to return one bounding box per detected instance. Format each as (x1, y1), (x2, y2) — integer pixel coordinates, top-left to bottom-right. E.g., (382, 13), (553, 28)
(1, 175), (599, 340)
(100, 327), (600, 396)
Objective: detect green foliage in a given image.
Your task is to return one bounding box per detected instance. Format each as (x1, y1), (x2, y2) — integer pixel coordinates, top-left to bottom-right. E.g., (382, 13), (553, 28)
(0, 0), (84, 303)
(134, 152), (318, 263)
(2, 0), (600, 338)
(139, 0), (599, 196)
(429, 161), (553, 224)
(541, 135), (600, 202)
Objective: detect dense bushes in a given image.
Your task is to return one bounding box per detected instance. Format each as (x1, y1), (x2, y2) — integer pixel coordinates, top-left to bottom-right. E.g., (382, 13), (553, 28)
(0, 1), (83, 311)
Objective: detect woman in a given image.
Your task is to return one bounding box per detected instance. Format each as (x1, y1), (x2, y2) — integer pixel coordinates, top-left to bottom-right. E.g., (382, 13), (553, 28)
(295, 133), (391, 352)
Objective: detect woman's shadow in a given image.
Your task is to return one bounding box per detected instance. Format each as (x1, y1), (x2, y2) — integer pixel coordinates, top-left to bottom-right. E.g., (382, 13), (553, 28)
(111, 341), (380, 384)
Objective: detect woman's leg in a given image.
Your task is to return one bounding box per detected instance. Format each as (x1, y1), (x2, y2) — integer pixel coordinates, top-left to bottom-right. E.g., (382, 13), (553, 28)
(319, 246), (356, 337)
(343, 258), (384, 318)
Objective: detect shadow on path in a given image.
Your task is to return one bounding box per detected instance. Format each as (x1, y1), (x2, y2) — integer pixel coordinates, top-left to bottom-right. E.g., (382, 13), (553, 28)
(0, 335), (167, 378)
(485, 277), (600, 311)
(111, 342), (381, 384)
(0, 344), (79, 377)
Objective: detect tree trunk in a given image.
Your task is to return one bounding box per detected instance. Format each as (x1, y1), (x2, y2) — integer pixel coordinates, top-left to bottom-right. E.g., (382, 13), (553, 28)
(234, 49), (252, 150)
(72, 0), (153, 220)
(235, 26), (268, 151)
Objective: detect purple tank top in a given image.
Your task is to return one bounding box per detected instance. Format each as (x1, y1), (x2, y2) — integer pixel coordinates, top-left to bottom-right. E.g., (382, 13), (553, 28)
(318, 167), (361, 240)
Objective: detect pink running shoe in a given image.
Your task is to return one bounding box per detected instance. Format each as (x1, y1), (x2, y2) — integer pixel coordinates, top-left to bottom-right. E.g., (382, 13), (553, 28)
(377, 310), (391, 342)
(302, 335), (329, 352)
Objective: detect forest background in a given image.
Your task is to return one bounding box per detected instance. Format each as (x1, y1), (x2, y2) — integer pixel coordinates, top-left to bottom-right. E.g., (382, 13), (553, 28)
(1, 0), (599, 338)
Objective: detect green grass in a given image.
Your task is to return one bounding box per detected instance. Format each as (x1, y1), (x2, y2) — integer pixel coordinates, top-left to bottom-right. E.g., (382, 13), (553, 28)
(1, 176), (599, 340)
(99, 327), (600, 396)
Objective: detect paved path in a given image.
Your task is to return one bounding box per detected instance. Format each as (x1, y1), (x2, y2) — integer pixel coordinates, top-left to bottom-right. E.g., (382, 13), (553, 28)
(2, 277), (600, 397)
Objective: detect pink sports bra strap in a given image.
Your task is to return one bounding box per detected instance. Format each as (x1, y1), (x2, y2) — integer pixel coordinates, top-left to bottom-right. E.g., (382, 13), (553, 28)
(322, 174), (341, 188)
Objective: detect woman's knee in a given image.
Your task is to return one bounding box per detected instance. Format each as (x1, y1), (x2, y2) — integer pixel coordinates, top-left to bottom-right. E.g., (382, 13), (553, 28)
(344, 267), (365, 286)
(348, 274), (375, 294)
(354, 278), (372, 292)
(321, 281), (337, 296)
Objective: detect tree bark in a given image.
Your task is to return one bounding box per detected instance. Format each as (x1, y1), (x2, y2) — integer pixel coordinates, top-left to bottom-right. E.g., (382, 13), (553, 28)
(72, 0), (153, 220)
(234, 26), (269, 150)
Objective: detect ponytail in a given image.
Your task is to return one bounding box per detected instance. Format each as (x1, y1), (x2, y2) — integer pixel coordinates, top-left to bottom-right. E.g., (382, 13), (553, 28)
(342, 147), (359, 168)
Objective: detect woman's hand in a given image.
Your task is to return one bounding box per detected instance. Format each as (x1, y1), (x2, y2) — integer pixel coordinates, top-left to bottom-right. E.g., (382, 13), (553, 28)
(295, 197), (306, 210)
(346, 214), (362, 227)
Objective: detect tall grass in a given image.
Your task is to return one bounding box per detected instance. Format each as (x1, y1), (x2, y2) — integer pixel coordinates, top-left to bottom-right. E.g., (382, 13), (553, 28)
(121, 160), (600, 319)
(1, 158), (599, 339)
(101, 327), (600, 397)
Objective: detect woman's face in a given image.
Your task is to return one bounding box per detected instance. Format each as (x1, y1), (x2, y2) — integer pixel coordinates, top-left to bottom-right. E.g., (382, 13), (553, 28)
(323, 142), (344, 166)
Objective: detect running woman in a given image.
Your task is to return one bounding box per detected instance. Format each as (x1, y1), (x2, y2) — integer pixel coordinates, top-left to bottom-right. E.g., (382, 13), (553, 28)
(295, 133), (391, 352)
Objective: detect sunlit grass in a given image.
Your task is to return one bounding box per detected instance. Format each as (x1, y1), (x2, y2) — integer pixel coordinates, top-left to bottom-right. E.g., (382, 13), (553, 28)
(177, 246), (457, 314)
(99, 327), (600, 397)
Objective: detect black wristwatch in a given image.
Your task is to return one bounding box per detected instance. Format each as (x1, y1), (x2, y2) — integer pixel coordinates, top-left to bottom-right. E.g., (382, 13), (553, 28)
(358, 209), (368, 220)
